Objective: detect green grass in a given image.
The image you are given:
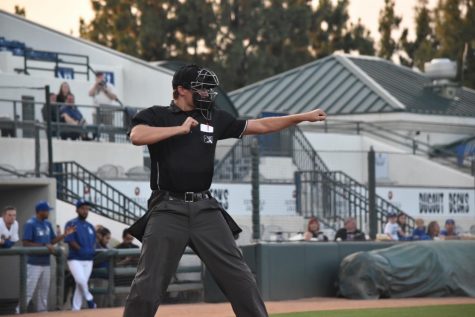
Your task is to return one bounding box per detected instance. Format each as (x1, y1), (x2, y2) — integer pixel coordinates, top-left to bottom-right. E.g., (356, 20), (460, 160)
(271, 304), (475, 317)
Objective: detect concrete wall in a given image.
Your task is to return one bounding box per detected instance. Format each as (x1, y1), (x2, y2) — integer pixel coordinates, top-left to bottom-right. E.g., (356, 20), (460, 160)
(0, 137), (143, 173)
(305, 132), (474, 187)
(204, 241), (398, 302)
(0, 11), (173, 108)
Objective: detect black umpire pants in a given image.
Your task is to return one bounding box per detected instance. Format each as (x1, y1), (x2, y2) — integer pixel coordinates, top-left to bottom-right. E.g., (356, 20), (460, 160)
(123, 196), (268, 317)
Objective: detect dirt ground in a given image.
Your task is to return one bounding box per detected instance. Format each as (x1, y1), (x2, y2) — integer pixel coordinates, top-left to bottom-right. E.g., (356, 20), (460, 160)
(7, 297), (475, 317)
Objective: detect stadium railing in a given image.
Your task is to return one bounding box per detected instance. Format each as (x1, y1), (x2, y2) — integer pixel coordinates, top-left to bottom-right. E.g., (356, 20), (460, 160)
(0, 98), (138, 143)
(0, 247), (202, 312)
(0, 246), (66, 314)
(89, 248), (203, 307)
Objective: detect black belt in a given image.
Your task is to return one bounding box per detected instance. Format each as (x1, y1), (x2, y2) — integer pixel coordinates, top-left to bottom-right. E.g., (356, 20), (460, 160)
(162, 190), (211, 203)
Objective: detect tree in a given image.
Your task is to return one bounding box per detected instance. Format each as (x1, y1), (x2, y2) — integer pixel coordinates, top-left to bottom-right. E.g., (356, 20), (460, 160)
(378, 0), (402, 60)
(80, 0), (139, 57)
(79, 0), (376, 90)
(434, 0), (475, 88)
(399, 0), (437, 69)
(348, 19), (376, 56)
(14, 5), (26, 17)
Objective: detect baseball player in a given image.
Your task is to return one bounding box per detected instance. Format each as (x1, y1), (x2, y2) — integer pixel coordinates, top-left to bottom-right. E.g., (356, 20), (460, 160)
(124, 64), (326, 317)
(64, 199), (97, 310)
(22, 200), (75, 312)
(0, 205), (19, 248)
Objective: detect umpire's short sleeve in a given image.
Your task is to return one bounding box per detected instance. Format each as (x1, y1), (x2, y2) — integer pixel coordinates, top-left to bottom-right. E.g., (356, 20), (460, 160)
(128, 106), (164, 136)
(217, 110), (247, 140)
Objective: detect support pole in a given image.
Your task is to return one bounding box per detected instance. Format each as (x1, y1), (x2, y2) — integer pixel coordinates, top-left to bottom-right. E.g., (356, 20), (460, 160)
(251, 137), (260, 241)
(34, 124), (40, 177)
(368, 146), (377, 240)
(45, 85), (53, 177)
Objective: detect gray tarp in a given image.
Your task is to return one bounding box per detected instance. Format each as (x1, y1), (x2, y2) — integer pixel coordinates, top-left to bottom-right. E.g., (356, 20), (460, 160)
(338, 241), (475, 299)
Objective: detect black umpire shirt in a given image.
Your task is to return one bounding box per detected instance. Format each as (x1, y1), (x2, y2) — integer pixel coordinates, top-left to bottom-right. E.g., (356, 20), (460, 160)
(130, 102), (247, 192)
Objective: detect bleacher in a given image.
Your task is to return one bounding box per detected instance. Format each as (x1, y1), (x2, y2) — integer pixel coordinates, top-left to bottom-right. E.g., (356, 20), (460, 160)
(0, 36), (90, 79)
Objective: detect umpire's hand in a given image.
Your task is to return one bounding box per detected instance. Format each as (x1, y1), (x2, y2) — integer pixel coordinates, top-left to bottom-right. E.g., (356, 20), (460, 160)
(181, 117), (199, 134)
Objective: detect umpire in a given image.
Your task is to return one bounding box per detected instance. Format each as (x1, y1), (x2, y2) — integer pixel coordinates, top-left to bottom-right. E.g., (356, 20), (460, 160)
(123, 64), (326, 317)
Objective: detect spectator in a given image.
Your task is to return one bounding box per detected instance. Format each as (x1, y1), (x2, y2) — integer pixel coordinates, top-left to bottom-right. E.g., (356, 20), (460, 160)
(59, 94), (92, 141)
(114, 229), (140, 306)
(304, 217), (328, 241)
(440, 219), (459, 240)
(64, 199), (97, 310)
(383, 212), (405, 241)
(0, 205), (19, 248)
(89, 72), (118, 126)
(56, 82), (72, 103)
(427, 221), (441, 240)
(93, 226), (111, 307)
(41, 93), (60, 123)
(60, 94), (85, 125)
(412, 218), (429, 240)
(95, 226), (111, 250)
(89, 72), (117, 107)
(22, 201), (75, 312)
(334, 217), (366, 241)
(115, 228), (139, 266)
(396, 212), (408, 240)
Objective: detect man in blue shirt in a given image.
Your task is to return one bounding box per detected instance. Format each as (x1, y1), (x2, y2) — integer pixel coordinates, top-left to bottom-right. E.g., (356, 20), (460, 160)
(59, 93), (87, 140)
(22, 200), (75, 312)
(64, 198), (97, 310)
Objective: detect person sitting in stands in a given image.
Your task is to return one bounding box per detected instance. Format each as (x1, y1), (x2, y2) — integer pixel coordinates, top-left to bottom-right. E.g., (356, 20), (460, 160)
(304, 217), (328, 241)
(412, 218), (429, 240)
(56, 82), (72, 103)
(440, 219), (459, 240)
(384, 212), (405, 241)
(59, 94), (91, 141)
(41, 93), (60, 123)
(397, 212), (410, 240)
(426, 221), (441, 240)
(334, 217), (366, 241)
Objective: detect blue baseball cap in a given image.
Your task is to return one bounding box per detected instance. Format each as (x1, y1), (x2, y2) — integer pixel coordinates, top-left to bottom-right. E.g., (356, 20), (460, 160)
(445, 219), (455, 225)
(35, 200), (53, 212)
(76, 198), (92, 208)
(387, 212), (397, 217)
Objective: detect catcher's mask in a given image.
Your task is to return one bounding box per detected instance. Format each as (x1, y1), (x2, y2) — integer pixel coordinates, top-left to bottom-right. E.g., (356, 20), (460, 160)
(172, 64), (219, 112)
(190, 68), (219, 111)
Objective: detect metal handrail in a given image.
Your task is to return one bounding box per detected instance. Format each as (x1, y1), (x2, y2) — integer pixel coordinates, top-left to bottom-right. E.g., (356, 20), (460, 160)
(15, 49), (91, 80)
(53, 161), (147, 225)
(316, 119), (473, 171)
(0, 98), (138, 142)
(0, 247), (65, 313)
(295, 170), (416, 234)
(293, 125), (329, 172)
(0, 247), (201, 311)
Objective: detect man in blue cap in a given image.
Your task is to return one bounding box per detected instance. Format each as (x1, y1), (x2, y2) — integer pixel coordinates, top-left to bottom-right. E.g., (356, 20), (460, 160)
(22, 200), (75, 312)
(440, 219), (459, 240)
(64, 198), (97, 310)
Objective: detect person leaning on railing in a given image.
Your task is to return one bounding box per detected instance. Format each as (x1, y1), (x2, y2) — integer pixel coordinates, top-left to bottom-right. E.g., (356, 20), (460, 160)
(0, 205), (19, 248)
(22, 201), (76, 312)
(59, 94), (94, 141)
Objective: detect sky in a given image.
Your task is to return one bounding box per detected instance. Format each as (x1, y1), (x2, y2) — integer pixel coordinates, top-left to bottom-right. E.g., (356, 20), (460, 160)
(0, 0), (438, 40)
